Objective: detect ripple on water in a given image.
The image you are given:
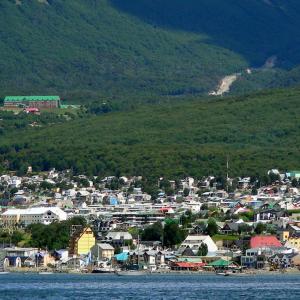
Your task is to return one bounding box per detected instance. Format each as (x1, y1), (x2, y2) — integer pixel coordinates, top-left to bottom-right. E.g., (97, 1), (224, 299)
(0, 274), (300, 300)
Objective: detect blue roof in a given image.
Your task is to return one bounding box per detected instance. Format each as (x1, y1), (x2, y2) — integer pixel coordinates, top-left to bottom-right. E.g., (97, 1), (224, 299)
(114, 252), (128, 261)
(110, 197), (118, 205)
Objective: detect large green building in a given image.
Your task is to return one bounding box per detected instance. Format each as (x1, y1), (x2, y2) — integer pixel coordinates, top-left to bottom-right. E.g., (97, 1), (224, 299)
(4, 96), (61, 109)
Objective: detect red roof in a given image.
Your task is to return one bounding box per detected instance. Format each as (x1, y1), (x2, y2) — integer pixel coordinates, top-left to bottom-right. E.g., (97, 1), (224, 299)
(250, 235), (282, 248)
(160, 207), (171, 212)
(25, 107), (40, 112)
(174, 262), (206, 268)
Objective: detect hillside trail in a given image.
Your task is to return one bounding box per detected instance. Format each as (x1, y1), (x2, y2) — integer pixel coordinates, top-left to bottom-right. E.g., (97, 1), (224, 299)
(209, 74), (239, 96)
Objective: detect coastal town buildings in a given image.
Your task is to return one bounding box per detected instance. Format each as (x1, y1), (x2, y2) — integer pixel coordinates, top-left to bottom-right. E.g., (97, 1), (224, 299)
(1, 168), (300, 273)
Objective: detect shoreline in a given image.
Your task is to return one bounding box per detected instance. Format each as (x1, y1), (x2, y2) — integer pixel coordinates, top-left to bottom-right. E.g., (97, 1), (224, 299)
(5, 268), (300, 276)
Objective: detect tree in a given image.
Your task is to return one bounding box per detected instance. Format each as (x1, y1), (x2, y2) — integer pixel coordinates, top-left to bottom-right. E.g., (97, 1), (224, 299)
(269, 172), (280, 183)
(197, 243), (208, 256)
(206, 218), (218, 236)
(255, 222), (267, 234)
(141, 222), (163, 241)
(291, 178), (298, 188)
(127, 227), (140, 239)
(238, 224), (252, 234)
(163, 222), (186, 248)
(183, 188), (190, 197)
(251, 187), (258, 195)
(40, 181), (54, 190)
(201, 203), (208, 211)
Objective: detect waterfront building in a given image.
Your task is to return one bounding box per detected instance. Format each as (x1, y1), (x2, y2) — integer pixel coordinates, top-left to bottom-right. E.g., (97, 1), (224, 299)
(91, 243), (115, 261)
(3, 247), (39, 268)
(69, 227), (96, 256)
(178, 235), (218, 255)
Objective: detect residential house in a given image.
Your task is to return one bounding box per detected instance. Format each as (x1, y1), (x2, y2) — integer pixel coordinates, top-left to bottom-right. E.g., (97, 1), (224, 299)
(143, 250), (165, 270)
(284, 235), (300, 251)
(69, 227), (96, 256)
(91, 243), (115, 261)
(3, 247), (39, 268)
(268, 253), (297, 268)
(104, 232), (133, 247)
(255, 209), (288, 222)
(241, 247), (284, 269)
(250, 235), (282, 249)
(178, 235), (218, 255)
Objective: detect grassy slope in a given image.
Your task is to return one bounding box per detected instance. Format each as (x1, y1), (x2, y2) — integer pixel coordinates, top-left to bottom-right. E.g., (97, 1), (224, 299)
(0, 0), (246, 103)
(1, 88), (300, 177)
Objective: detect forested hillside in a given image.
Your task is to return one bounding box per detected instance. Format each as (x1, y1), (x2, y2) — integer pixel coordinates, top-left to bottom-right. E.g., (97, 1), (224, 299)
(0, 0), (246, 104)
(2, 0), (300, 104)
(1, 88), (300, 177)
(112, 0), (300, 67)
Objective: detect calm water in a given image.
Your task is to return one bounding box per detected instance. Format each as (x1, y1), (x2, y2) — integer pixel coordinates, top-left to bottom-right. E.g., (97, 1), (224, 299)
(0, 273), (299, 299)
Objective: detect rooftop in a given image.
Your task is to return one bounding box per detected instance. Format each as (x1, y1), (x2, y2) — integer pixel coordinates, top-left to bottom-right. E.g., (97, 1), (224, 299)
(4, 96), (60, 102)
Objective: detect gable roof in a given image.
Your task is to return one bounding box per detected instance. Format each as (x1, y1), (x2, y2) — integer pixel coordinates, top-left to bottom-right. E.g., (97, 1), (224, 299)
(250, 235), (282, 248)
(106, 231), (132, 240)
(97, 243), (114, 250)
(181, 246), (195, 257)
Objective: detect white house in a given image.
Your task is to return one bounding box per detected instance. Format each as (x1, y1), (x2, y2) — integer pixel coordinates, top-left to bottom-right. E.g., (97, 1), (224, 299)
(178, 235), (218, 254)
(2, 207), (67, 227)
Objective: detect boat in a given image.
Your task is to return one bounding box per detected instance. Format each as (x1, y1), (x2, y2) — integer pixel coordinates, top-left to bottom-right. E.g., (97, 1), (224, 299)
(92, 267), (116, 274)
(39, 272), (54, 275)
(116, 270), (147, 276)
(216, 272), (230, 276)
(0, 264), (9, 275)
(0, 272), (9, 275)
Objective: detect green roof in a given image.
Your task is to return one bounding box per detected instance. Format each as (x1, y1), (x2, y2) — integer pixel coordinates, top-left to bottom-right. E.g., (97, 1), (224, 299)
(178, 257), (203, 263)
(4, 96), (60, 102)
(208, 259), (232, 267)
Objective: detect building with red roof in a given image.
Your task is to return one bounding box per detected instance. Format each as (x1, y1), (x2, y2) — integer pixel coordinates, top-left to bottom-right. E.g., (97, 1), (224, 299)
(250, 235), (282, 248)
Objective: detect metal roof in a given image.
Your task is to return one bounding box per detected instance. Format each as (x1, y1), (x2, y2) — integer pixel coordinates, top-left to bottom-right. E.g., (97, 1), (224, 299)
(4, 96), (60, 102)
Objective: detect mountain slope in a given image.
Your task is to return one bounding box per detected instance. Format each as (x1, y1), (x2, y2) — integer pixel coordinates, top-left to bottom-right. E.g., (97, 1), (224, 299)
(1, 88), (300, 177)
(111, 0), (300, 67)
(0, 0), (246, 103)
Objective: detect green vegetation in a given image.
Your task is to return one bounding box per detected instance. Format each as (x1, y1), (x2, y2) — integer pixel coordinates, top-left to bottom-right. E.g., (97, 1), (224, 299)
(0, 0), (247, 104)
(1, 88), (300, 177)
(0, 217), (87, 250)
(112, 0), (300, 67)
(197, 243), (208, 256)
(1, 1), (300, 104)
(141, 221), (186, 248)
(212, 235), (239, 242)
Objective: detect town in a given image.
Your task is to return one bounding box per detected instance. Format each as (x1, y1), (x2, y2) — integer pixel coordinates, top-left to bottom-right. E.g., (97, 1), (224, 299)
(1, 167), (300, 275)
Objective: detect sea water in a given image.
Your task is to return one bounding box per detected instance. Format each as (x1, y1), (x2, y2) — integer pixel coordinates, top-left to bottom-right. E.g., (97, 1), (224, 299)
(0, 273), (299, 299)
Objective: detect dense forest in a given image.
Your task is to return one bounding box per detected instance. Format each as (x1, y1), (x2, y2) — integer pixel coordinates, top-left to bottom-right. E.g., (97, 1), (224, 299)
(0, 0), (246, 104)
(1, 0), (300, 103)
(1, 88), (300, 178)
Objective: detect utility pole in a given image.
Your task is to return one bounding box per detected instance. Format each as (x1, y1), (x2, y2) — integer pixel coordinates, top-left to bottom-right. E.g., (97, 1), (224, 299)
(226, 156), (229, 193)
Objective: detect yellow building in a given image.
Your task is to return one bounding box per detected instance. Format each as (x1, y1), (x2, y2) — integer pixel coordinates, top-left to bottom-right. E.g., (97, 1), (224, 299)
(286, 236), (300, 251)
(1, 209), (22, 227)
(280, 230), (290, 242)
(69, 227), (95, 256)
